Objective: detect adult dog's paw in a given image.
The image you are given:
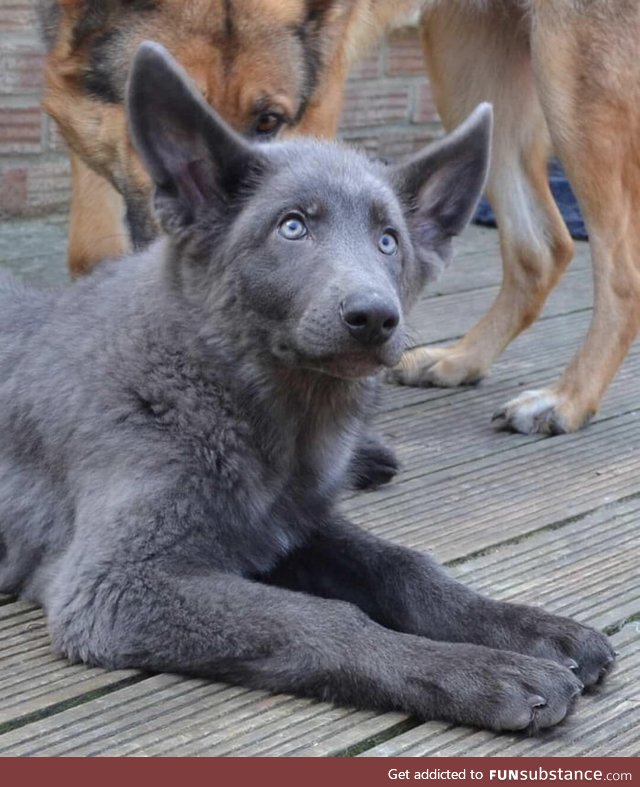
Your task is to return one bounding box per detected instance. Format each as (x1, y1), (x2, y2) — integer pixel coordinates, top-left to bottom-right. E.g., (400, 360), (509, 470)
(348, 433), (399, 491)
(388, 346), (485, 388)
(492, 389), (593, 435)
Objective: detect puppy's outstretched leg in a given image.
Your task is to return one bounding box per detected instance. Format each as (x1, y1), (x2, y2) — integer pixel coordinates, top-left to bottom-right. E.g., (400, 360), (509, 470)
(49, 549), (582, 733)
(494, 1), (640, 434)
(392, 3), (574, 389)
(267, 517), (615, 690)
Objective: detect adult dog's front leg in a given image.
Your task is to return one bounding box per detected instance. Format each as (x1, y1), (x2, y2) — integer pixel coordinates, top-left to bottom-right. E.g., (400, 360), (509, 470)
(390, 3), (574, 391)
(267, 518), (615, 689)
(49, 567), (581, 732)
(68, 155), (129, 276)
(493, 2), (640, 435)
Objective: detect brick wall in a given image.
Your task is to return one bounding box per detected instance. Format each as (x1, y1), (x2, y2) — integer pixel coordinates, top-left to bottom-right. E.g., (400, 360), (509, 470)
(0, 4), (440, 221)
(0, 2), (71, 220)
(340, 26), (440, 160)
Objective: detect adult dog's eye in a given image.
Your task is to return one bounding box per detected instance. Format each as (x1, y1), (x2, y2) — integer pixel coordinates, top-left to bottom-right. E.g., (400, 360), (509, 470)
(254, 112), (285, 138)
(379, 231), (398, 255)
(278, 214), (308, 240)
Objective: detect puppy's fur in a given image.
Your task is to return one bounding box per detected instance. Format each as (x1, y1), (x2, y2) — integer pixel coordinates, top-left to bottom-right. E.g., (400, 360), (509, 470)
(38, 1), (408, 493)
(0, 44), (614, 733)
(38, 1), (640, 437)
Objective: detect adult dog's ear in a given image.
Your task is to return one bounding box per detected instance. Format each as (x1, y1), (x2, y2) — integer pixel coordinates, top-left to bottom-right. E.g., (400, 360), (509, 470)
(302, 1), (355, 53)
(126, 41), (267, 232)
(391, 103), (492, 274)
(297, 1), (357, 85)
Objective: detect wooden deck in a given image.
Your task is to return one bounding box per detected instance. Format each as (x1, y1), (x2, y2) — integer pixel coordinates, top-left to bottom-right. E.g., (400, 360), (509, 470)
(0, 219), (638, 757)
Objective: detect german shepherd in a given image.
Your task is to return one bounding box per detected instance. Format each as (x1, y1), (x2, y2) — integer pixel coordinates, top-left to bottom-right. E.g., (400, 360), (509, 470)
(0, 43), (614, 732)
(37, 0), (382, 274)
(37, 1), (640, 439)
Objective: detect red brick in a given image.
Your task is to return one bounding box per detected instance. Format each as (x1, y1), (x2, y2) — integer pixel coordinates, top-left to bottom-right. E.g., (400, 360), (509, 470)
(0, 43), (45, 95)
(412, 82), (439, 124)
(27, 160), (71, 215)
(386, 29), (426, 77)
(0, 105), (43, 153)
(340, 126), (440, 161)
(0, 2), (36, 31)
(341, 82), (412, 129)
(338, 131), (380, 157)
(348, 49), (382, 81)
(45, 116), (69, 153)
(378, 128), (440, 159)
(0, 167), (28, 218)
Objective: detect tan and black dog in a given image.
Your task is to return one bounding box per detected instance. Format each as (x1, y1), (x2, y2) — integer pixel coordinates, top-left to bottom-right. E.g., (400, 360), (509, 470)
(38, 0), (384, 274)
(38, 1), (640, 437)
(390, 1), (640, 440)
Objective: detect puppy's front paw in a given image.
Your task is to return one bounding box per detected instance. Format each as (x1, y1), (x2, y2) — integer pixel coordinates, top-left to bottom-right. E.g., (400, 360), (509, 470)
(411, 647), (583, 732)
(478, 654), (582, 732)
(487, 602), (616, 689)
(348, 433), (399, 491)
(561, 624), (616, 689)
(521, 610), (615, 689)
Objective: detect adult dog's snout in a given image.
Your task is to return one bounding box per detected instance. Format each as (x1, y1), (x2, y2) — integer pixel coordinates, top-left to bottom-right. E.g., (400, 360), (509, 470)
(340, 292), (399, 347)
(340, 292), (400, 347)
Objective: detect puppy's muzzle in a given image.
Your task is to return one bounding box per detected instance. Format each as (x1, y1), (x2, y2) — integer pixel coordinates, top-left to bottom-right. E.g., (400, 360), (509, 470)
(340, 292), (399, 347)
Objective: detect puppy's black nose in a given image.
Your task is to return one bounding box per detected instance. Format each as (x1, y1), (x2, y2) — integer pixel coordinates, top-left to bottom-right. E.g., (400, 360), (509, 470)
(341, 293), (399, 346)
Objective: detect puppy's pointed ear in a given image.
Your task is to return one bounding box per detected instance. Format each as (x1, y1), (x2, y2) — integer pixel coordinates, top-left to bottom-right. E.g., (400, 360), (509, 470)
(391, 103), (492, 274)
(126, 41), (267, 232)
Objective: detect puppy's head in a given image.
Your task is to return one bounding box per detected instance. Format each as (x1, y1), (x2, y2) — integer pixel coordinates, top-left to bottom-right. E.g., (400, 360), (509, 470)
(127, 42), (492, 379)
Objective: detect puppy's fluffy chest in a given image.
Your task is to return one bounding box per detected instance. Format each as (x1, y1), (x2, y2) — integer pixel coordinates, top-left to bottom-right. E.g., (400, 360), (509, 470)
(107, 348), (363, 572)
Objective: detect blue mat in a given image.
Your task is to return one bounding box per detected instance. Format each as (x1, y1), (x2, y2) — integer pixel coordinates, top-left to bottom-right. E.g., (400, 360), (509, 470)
(474, 160), (587, 241)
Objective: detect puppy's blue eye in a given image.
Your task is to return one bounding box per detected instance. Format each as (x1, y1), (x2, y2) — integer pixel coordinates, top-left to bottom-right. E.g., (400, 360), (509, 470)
(379, 231), (398, 255)
(279, 214), (308, 240)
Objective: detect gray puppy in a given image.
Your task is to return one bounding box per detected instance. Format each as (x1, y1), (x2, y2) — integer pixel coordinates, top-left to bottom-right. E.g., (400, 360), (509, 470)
(0, 43), (614, 733)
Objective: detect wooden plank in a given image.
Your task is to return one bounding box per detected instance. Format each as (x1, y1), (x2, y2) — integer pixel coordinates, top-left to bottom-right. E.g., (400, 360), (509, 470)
(452, 500), (640, 631)
(0, 218), (68, 262)
(366, 344), (640, 492)
(0, 600), (137, 728)
(0, 256), (71, 287)
(452, 226), (508, 258)
(0, 223), (591, 333)
(0, 666), (404, 757)
(377, 303), (604, 418)
(345, 409), (640, 562)
(357, 504), (640, 758)
(408, 265), (592, 347)
(0, 223), (500, 293)
(428, 237), (590, 298)
(0, 497), (636, 756)
(0, 219), (69, 287)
